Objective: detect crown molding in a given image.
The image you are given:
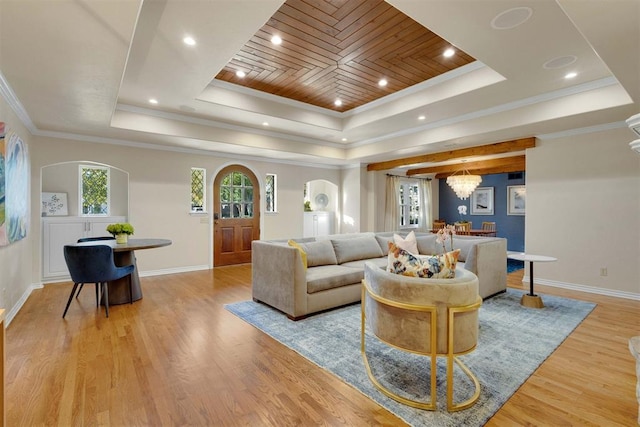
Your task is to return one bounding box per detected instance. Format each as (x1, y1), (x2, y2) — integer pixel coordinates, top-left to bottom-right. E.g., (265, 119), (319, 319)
(0, 71), (37, 134)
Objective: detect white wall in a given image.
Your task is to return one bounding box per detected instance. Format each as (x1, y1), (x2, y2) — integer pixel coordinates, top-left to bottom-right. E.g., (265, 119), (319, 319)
(339, 166), (362, 233)
(526, 127), (640, 297)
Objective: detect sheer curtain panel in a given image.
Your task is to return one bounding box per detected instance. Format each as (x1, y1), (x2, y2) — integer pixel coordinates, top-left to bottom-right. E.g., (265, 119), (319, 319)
(384, 175), (400, 231)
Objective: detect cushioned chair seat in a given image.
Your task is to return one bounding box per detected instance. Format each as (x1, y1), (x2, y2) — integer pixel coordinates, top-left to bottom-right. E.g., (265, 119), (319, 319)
(362, 262), (482, 411)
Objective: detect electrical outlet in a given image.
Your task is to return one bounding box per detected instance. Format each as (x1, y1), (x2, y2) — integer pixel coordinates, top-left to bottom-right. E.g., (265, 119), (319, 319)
(600, 267), (608, 277)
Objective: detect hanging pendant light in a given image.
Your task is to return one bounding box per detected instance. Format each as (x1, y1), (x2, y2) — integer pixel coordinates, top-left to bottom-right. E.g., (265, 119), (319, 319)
(446, 169), (482, 199)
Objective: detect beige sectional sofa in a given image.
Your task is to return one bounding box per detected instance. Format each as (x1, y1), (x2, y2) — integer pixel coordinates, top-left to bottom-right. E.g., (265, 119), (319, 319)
(251, 231), (507, 320)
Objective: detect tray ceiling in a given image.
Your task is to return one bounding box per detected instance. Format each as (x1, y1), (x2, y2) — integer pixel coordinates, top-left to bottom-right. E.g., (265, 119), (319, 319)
(214, 0), (475, 111)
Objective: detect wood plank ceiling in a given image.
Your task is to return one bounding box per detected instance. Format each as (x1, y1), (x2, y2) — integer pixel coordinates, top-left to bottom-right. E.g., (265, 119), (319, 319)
(214, 0), (475, 112)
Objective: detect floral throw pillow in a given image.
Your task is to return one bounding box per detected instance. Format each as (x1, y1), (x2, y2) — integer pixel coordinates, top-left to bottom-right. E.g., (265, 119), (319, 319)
(387, 242), (460, 279)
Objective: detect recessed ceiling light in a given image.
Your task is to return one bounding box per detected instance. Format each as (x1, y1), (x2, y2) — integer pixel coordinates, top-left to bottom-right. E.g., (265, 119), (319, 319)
(564, 71), (578, 79)
(378, 78), (388, 87)
(342, 137), (347, 142)
(262, 122), (269, 126)
(334, 99), (342, 106)
(236, 70), (246, 78)
(183, 36), (196, 46)
(149, 98), (158, 105)
(271, 35), (282, 45)
(418, 115), (426, 120)
(443, 48), (455, 58)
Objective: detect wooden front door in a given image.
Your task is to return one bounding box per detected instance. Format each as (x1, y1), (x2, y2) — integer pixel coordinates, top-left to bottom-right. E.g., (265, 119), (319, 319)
(213, 165), (260, 266)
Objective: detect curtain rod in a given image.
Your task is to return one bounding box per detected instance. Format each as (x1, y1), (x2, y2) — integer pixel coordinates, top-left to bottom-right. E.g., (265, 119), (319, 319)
(386, 173), (431, 181)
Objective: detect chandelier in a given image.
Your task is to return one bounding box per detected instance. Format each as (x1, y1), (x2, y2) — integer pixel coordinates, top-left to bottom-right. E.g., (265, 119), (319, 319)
(446, 169), (482, 200)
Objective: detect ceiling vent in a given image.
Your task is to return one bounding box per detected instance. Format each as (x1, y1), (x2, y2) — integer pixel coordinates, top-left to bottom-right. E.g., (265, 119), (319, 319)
(508, 172), (524, 180)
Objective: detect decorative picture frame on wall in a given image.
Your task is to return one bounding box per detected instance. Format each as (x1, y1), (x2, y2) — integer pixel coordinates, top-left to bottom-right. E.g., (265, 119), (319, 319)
(507, 185), (526, 215)
(42, 192), (68, 216)
(471, 187), (494, 215)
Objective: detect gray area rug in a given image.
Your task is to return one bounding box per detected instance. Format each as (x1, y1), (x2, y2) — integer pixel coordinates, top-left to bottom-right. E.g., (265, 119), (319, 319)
(225, 289), (595, 426)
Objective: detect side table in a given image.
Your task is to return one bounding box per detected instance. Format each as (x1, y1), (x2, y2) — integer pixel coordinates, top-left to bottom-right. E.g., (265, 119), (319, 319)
(507, 253), (557, 308)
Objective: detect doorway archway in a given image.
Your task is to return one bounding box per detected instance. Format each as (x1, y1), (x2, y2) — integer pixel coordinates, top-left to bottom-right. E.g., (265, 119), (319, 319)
(213, 165), (260, 266)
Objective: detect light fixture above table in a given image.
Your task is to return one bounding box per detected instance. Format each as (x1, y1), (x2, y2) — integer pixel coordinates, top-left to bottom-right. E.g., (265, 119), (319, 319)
(446, 169), (482, 199)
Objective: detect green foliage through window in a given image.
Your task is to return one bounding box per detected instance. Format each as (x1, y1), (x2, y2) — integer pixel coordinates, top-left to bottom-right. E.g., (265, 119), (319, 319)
(265, 174), (276, 213)
(81, 165), (109, 215)
(220, 172), (253, 218)
(191, 168), (206, 212)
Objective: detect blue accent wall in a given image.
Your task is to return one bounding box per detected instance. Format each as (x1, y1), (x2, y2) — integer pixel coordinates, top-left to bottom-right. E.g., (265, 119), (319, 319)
(438, 173), (525, 252)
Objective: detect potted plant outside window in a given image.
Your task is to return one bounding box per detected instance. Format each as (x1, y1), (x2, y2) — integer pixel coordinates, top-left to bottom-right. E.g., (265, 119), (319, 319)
(106, 223), (134, 244)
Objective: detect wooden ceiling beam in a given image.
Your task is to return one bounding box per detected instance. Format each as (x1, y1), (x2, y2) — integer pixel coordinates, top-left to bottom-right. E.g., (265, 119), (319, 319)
(407, 155), (525, 176)
(433, 160), (526, 179)
(366, 137), (535, 171)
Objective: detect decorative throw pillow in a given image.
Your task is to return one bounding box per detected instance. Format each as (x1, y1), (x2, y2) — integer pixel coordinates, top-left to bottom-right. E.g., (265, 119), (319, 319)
(288, 240), (308, 269)
(424, 249), (461, 279)
(387, 242), (460, 279)
(299, 240), (337, 267)
(387, 242), (429, 277)
(393, 230), (418, 255)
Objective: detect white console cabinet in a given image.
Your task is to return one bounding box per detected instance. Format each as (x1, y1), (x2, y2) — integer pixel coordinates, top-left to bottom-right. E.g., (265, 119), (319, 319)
(42, 216), (125, 281)
(303, 211), (334, 237)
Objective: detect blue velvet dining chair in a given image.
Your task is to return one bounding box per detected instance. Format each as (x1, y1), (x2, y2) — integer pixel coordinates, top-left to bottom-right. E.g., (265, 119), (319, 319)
(62, 244), (134, 318)
(74, 236), (116, 302)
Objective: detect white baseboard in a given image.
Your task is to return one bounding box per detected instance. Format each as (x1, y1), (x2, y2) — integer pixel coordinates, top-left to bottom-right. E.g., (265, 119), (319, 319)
(521, 275), (640, 301)
(139, 265), (210, 277)
(19, 265), (210, 326)
(5, 283), (44, 327)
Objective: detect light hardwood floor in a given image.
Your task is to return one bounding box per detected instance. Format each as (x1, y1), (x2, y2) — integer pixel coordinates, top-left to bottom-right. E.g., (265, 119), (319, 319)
(5, 266), (639, 426)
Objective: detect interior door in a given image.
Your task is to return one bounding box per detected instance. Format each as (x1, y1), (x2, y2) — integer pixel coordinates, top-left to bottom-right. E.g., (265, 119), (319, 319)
(213, 165), (260, 266)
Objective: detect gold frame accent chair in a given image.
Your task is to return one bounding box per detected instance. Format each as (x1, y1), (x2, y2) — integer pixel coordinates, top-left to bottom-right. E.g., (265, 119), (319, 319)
(361, 262), (482, 411)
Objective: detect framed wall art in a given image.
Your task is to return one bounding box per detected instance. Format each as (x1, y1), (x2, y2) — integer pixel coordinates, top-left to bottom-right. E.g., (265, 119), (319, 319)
(1, 126), (30, 246)
(42, 192), (68, 216)
(507, 185), (526, 215)
(471, 187), (494, 215)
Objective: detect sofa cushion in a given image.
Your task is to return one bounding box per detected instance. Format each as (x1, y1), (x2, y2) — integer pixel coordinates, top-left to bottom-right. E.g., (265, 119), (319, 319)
(331, 236), (383, 264)
(394, 230), (418, 254)
(416, 234), (437, 255)
(306, 265), (365, 293)
(375, 234), (393, 254)
(299, 240), (337, 267)
(340, 256), (388, 270)
(387, 242), (460, 279)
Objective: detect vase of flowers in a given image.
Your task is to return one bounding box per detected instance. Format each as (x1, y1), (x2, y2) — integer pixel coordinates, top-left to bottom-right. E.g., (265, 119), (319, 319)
(106, 223), (134, 244)
(436, 224), (456, 253)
